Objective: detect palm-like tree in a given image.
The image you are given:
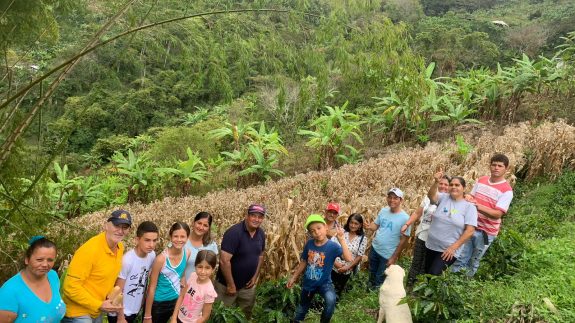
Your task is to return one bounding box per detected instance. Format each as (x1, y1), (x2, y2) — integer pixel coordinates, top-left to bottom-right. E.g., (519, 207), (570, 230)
(298, 102), (364, 170)
(174, 147), (210, 195)
(111, 149), (156, 203)
(48, 163), (106, 218)
(211, 121), (288, 187)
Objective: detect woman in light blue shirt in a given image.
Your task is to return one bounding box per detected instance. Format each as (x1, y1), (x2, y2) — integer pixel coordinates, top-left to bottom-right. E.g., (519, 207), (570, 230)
(184, 212), (218, 280)
(0, 236), (66, 323)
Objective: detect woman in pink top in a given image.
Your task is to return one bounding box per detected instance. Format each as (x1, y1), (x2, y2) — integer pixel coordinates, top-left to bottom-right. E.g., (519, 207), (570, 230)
(171, 250), (217, 323)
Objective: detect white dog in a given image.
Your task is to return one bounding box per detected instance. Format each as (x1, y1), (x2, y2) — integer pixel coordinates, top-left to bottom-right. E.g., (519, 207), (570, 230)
(377, 264), (412, 323)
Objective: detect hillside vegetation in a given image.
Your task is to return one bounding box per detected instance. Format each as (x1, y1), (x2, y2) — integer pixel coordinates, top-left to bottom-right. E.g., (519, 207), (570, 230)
(1, 1), (575, 321)
(1, 0), (575, 289)
(38, 122), (573, 322)
(45, 120), (574, 282)
(325, 172), (575, 322)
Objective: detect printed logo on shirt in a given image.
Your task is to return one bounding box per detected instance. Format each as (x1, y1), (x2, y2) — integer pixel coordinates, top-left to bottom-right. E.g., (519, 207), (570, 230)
(378, 218), (394, 231)
(305, 250), (326, 281)
(180, 284), (206, 318)
(180, 305), (191, 317)
(127, 266), (150, 298)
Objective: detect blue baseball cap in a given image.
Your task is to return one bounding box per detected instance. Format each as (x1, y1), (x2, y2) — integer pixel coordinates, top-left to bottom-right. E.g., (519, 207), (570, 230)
(108, 209), (132, 226)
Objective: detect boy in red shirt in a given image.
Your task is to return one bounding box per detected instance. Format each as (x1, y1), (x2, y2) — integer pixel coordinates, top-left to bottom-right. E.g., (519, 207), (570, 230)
(452, 154), (513, 276)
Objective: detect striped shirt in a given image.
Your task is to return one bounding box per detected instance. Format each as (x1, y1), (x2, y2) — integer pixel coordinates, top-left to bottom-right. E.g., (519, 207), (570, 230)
(472, 176), (513, 236)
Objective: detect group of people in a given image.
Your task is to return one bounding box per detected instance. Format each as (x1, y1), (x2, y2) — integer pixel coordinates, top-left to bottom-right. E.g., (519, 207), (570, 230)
(0, 153), (513, 323)
(285, 153), (513, 322)
(0, 205), (266, 323)
(404, 153), (513, 286)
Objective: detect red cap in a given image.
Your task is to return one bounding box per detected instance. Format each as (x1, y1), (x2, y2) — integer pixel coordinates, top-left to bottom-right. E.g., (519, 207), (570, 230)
(325, 202), (340, 214)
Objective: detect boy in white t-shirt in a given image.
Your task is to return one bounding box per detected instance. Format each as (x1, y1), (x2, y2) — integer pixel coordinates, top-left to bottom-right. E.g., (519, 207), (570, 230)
(108, 221), (159, 323)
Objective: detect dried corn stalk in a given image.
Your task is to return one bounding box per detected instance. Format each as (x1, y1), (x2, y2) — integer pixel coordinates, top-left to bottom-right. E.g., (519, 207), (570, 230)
(50, 121), (574, 281)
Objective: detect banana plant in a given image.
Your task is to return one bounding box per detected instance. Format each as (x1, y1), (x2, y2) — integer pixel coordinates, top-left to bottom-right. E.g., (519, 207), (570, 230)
(111, 149), (157, 203)
(246, 122), (289, 156)
(215, 121), (288, 187)
(172, 147), (210, 196)
(180, 107), (210, 126)
(431, 96), (482, 126)
(336, 144), (363, 165)
(298, 102), (364, 170)
(48, 163), (106, 218)
(209, 121), (258, 151)
(238, 144), (284, 182)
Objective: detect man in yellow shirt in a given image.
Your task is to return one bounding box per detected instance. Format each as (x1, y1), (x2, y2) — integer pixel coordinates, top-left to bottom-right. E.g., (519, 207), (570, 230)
(62, 210), (132, 323)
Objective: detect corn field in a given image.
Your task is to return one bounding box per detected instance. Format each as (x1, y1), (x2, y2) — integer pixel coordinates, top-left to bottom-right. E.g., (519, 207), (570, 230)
(50, 121), (575, 281)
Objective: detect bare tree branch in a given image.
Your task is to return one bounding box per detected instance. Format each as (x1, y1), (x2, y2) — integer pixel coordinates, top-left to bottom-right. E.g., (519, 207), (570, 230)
(0, 0), (139, 167)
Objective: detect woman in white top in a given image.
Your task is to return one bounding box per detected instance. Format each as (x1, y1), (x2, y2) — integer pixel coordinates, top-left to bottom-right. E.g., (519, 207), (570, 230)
(330, 213), (367, 297)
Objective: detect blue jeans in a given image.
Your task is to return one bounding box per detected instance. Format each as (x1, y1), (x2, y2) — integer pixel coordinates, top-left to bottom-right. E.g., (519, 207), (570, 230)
(452, 230), (496, 276)
(294, 284), (337, 323)
(62, 314), (103, 323)
(368, 248), (388, 290)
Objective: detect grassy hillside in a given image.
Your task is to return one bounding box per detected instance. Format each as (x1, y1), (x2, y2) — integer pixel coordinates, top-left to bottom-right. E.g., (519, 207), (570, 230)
(2, 0), (575, 295)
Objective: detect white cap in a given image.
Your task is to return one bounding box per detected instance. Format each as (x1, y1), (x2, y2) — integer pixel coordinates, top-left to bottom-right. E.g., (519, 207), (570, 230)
(388, 188), (404, 199)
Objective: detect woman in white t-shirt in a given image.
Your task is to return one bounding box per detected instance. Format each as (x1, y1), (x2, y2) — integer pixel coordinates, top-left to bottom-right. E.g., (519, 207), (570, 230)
(402, 176), (450, 287)
(424, 171), (477, 275)
(185, 212), (218, 280)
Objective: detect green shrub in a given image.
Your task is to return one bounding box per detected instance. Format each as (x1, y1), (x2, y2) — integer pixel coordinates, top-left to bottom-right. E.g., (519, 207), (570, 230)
(148, 120), (223, 162)
(403, 271), (468, 322)
(91, 135), (132, 163)
(462, 224), (575, 321)
(331, 272), (379, 322)
(298, 102), (364, 170)
(208, 301), (247, 323)
(504, 171), (574, 240)
(547, 170), (575, 222)
(254, 277), (300, 322)
(475, 228), (529, 280)
(454, 134), (473, 163)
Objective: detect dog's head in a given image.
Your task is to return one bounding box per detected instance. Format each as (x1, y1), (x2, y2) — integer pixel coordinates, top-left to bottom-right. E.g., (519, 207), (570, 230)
(384, 264), (405, 278)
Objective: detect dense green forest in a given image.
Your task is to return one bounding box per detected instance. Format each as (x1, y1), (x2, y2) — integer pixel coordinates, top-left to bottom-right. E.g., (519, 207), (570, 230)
(1, 0), (575, 293)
